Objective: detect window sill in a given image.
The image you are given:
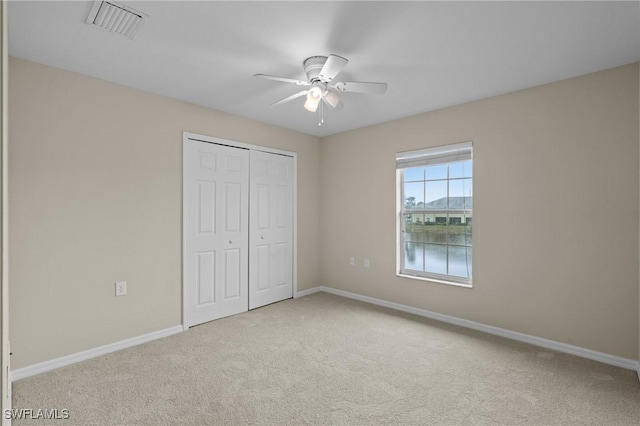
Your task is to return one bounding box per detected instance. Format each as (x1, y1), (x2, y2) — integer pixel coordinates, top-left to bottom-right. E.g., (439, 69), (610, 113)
(397, 273), (472, 289)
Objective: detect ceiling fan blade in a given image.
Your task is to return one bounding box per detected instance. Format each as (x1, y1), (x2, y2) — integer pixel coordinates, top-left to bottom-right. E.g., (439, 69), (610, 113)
(271, 90), (308, 106)
(332, 81), (388, 94)
(318, 54), (349, 82)
(254, 74), (310, 86)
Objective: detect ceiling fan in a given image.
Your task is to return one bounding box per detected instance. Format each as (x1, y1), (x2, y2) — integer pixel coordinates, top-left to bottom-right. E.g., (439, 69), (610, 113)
(254, 54), (387, 125)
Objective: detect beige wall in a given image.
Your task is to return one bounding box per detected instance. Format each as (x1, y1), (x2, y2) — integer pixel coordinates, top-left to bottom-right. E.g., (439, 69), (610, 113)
(1, 0), (9, 416)
(9, 56), (640, 370)
(8, 58), (321, 369)
(320, 63), (639, 360)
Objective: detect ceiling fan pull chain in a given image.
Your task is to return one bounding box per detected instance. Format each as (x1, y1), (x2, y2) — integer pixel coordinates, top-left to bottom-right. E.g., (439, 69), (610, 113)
(319, 99), (324, 126)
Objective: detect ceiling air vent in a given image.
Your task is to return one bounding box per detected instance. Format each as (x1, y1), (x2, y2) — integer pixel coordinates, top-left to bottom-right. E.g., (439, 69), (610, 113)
(85, 1), (147, 40)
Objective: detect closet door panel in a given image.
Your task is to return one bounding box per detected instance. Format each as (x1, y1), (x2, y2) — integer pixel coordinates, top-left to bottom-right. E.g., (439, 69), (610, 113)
(249, 151), (294, 309)
(185, 141), (249, 326)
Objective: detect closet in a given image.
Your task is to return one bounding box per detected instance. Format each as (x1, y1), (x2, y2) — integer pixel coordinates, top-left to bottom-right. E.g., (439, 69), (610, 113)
(183, 134), (295, 327)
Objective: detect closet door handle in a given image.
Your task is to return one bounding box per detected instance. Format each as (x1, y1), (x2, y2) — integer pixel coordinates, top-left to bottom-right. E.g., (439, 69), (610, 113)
(261, 236), (264, 240)
(228, 240), (233, 244)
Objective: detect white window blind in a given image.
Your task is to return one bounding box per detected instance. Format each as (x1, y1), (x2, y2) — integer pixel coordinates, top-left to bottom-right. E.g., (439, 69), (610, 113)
(396, 141), (472, 169)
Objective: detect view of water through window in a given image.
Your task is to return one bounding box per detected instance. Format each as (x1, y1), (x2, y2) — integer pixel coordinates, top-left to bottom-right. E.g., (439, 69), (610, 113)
(401, 159), (472, 280)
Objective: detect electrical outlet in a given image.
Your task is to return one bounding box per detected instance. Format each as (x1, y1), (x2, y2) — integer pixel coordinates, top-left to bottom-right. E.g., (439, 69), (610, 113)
(115, 281), (127, 296)
(349, 256), (355, 266)
(364, 258), (370, 268)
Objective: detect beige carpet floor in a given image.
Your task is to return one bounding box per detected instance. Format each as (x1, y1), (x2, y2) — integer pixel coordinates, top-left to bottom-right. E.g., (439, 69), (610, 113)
(12, 292), (640, 425)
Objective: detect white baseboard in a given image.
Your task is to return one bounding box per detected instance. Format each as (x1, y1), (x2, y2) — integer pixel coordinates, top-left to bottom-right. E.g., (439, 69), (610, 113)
(9, 290), (640, 382)
(11, 326), (183, 381)
(314, 286), (639, 373)
(295, 286), (323, 298)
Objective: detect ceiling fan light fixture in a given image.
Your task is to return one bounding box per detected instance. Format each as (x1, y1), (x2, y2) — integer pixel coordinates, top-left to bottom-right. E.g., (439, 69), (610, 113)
(324, 91), (341, 108)
(304, 86), (322, 112)
(303, 97), (320, 112)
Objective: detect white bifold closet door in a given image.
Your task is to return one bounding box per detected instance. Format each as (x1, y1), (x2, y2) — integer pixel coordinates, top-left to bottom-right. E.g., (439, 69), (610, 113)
(185, 139), (294, 327)
(185, 141), (249, 326)
(249, 150), (294, 309)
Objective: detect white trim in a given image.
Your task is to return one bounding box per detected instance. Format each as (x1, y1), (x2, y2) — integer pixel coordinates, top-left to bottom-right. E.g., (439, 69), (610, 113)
(314, 286), (639, 372)
(292, 157), (298, 298)
(181, 136), (188, 329)
(294, 286), (322, 298)
(395, 169), (402, 286)
(8, 289), (639, 383)
(183, 132), (296, 158)
(396, 273), (472, 288)
(182, 132), (298, 329)
(11, 326), (183, 381)
(396, 142), (474, 287)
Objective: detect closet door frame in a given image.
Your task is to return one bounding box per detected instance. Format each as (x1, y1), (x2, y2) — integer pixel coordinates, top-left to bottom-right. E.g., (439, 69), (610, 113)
(181, 132), (298, 330)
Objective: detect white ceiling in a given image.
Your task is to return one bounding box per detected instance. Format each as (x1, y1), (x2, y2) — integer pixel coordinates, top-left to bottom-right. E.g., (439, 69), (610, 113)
(8, 1), (640, 137)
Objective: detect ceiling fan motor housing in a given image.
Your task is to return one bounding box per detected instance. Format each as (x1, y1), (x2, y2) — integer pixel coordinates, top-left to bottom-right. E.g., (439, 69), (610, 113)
(303, 56), (328, 82)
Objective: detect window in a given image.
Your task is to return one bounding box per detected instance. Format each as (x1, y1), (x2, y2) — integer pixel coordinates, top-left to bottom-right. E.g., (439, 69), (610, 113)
(396, 142), (473, 287)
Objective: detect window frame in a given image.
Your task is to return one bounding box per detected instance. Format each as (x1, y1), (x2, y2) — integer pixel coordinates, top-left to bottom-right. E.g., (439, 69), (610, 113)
(396, 142), (473, 288)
